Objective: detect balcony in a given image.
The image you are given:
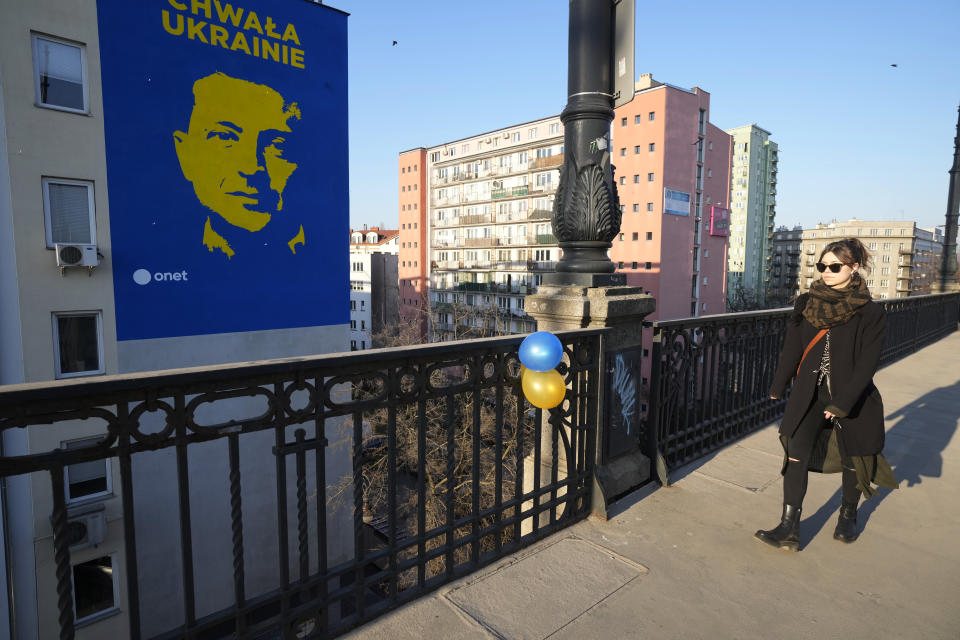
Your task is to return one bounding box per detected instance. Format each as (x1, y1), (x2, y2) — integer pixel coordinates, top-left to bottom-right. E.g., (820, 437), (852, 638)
(535, 233), (558, 245)
(532, 154), (564, 170)
(461, 237), (498, 248)
(459, 213), (492, 226)
(528, 260), (558, 271)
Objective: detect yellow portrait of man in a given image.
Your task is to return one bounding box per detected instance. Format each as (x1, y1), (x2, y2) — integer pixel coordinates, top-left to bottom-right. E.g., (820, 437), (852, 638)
(173, 72), (304, 258)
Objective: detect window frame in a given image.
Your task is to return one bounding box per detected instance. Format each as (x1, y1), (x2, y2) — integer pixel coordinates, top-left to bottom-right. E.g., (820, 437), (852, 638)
(32, 33), (90, 114)
(52, 310), (105, 379)
(71, 554), (120, 627)
(62, 436), (113, 505)
(42, 177), (96, 249)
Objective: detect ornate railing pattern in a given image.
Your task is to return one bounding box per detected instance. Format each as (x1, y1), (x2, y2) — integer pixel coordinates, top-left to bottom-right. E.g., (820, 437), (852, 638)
(646, 293), (959, 483)
(0, 330), (602, 639)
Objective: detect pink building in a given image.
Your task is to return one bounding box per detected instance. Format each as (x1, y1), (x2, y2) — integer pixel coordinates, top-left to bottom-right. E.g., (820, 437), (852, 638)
(398, 148), (428, 337)
(610, 74), (732, 321)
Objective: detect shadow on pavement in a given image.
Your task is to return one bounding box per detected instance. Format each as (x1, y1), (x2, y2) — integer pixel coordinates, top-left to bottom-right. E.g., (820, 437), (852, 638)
(857, 379), (960, 529)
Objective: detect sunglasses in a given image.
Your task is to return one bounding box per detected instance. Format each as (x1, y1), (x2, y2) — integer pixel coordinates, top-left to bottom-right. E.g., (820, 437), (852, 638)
(815, 262), (848, 273)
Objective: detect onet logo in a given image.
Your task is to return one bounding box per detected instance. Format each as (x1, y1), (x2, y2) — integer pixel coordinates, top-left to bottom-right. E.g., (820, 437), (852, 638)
(133, 269), (189, 286)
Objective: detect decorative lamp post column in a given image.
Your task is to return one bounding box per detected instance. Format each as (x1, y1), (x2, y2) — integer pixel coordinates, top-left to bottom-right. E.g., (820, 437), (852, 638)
(935, 104), (960, 292)
(551, 0), (622, 276)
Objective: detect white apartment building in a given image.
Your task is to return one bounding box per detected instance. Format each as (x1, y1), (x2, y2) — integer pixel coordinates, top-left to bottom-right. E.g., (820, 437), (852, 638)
(349, 227), (399, 350)
(771, 219), (943, 301)
(725, 124), (778, 306)
(423, 116), (563, 340)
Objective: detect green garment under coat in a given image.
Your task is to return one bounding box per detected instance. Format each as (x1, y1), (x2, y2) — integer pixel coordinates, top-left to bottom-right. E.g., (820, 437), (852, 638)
(779, 427), (898, 499)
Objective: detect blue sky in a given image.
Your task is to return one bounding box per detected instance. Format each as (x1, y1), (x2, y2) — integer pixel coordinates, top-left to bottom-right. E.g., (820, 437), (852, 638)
(333, 0), (960, 233)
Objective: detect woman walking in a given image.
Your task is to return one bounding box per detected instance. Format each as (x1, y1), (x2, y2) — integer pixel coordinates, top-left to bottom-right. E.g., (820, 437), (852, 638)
(757, 238), (897, 551)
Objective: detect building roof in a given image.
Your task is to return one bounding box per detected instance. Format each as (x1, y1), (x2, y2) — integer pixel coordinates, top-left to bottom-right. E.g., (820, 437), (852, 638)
(349, 227), (399, 246)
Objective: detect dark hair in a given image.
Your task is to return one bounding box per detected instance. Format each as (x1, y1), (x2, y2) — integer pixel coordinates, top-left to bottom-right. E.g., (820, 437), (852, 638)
(818, 237), (872, 274)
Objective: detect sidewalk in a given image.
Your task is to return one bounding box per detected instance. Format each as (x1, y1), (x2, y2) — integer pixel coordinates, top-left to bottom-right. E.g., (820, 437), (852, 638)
(345, 332), (960, 640)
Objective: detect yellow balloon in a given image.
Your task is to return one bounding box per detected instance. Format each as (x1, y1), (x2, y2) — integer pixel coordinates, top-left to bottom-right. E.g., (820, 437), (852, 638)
(521, 369), (566, 409)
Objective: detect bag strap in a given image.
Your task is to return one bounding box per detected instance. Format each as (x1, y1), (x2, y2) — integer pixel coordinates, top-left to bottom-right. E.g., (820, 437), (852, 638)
(796, 328), (828, 376)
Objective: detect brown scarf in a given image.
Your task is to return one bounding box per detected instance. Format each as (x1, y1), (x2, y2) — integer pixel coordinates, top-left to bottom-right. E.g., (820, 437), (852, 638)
(801, 272), (872, 329)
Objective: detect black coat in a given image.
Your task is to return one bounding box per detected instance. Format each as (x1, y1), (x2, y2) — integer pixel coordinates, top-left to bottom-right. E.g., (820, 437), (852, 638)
(769, 294), (887, 457)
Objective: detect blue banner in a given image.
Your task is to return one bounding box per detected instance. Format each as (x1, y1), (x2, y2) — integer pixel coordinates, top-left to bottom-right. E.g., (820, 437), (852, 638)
(663, 188), (690, 217)
(97, 0), (349, 340)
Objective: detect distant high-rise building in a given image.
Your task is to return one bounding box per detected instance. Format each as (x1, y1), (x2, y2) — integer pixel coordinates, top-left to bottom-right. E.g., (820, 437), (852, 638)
(349, 227), (399, 350)
(724, 124), (778, 307)
(771, 219), (943, 301)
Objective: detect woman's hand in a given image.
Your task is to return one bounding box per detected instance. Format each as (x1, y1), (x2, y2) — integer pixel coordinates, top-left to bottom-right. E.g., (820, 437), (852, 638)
(824, 409), (836, 419)
(769, 395), (779, 400)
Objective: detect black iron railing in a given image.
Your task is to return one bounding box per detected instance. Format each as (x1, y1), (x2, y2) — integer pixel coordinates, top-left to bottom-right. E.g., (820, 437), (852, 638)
(646, 292), (959, 483)
(0, 330), (602, 639)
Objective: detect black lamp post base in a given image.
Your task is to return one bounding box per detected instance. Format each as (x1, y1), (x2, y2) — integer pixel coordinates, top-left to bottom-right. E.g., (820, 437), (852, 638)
(554, 241), (616, 274)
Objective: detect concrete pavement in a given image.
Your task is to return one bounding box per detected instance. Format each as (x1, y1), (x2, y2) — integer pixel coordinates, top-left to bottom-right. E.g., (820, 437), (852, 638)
(344, 332), (960, 640)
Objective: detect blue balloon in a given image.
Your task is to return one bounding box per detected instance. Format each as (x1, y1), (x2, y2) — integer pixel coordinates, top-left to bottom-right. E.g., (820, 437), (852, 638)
(518, 331), (563, 372)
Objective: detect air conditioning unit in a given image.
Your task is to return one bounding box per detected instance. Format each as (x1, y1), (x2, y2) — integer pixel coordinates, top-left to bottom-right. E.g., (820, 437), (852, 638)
(503, 133), (511, 139)
(442, 149), (449, 156)
(55, 243), (99, 268)
(485, 137), (492, 144)
(60, 502), (107, 551)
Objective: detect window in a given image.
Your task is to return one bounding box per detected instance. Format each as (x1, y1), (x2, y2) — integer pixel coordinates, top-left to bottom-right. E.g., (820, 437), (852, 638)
(53, 312), (103, 379)
(620, 148), (626, 157)
(880, 280), (889, 288)
(634, 145), (642, 154)
(512, 132), (520, 142)
(870, 229), (879, 236)
(619, 176), (626, 185)
(648, 143), (655, 152)
(645, 261), (652, 269)
(42, 178), (96, 248)
(73, 556), (117, 623)
(33, 34), (88, 112)
(631, 261), (638, 269)
(868, 242), (877, 250)
(350, 340), (357, 350)
(647, 173), (654, 182)
(648, 111), (655, 121)
(619, 233), (624, 241)
(618, 261), (624, 268)
(632, 204), (639, 212)
(707, 169), (712, 178)
(634, 115), (642, 124)
(633, 175), (639, 184)
(646, 232), (653, 240)
(63, 437), (111, 502)
(549, 123), (560, 134)
(528, 128), (538, 140)
(621, 117), (627, 126)
(646, 202), (653, 211)
(632, 232), (638, 240)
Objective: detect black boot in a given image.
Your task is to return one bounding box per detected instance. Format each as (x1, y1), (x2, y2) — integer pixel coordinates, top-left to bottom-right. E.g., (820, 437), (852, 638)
(755, 504), (801, 551)
(833, 502), (859, 542)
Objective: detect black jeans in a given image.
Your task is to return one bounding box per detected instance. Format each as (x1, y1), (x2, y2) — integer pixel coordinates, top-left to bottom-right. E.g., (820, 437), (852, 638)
(783, 381), (861, 508)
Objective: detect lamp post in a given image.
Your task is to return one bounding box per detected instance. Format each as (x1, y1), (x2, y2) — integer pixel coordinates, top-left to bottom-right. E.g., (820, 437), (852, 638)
(549, 0), (622, 279)
(934, 103), (960, 292)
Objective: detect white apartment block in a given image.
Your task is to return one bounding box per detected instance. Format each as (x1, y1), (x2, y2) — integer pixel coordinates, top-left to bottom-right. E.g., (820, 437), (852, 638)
(349, 227), (399, 350)
(771, 219), (943, 301)
(725, 124), (778, 306)
(425, 116), (563, 340)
